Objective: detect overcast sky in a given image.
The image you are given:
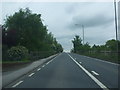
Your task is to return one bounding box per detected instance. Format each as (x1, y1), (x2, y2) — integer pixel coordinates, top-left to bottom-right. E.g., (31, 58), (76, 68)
(1, 1), (117, 52)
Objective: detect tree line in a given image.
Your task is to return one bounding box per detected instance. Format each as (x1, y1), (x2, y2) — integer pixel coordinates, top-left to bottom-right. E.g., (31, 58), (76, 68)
(2, 8), (63, 61)
(71, 35), (120, 63)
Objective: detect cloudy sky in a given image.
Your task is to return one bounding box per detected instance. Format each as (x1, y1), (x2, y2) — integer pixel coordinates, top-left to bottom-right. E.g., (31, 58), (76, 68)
(1, 1), (117, 52)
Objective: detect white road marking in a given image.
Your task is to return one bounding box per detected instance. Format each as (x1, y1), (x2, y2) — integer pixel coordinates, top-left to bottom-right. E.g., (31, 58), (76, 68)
(48, 61), (50, 63)
(91, 71), (99, 76)
(42, 65), (45, 67)
(37, 68), (41, 71)
(94, 58), (119, 66)
(84, 55), (119, 66)
(12, 81), (23, 87)
(28, 73), (35, 77)
(47, 62), (49, 64)
(79, 62), (82, 64)
(49, 60), (52, 63)
(68, 54), (108, 90)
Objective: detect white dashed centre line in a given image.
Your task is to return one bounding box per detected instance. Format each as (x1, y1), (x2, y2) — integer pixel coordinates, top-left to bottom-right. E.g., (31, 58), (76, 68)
(37, 68), (41, 71)
(91, 71), (99, 76)
(79, 62), (82, 64)
(12, 81), (23, 87)
(42, 65), (45, 67)
(28, 73), (35, 77)
(47, 62), (49, 64)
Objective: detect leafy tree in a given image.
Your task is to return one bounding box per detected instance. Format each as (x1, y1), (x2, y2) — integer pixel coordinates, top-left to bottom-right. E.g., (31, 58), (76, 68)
(105, 39), (119, 52)
(72, 35), (82, 53)
(2, 8), (63, 61)
(4, 8), (47, 51)
(92, 44), (100, 52)
(82, 42), (91, 52)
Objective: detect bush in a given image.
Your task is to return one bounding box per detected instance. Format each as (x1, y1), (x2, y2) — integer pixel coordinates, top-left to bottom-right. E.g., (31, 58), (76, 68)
(7, 46), (29, 61)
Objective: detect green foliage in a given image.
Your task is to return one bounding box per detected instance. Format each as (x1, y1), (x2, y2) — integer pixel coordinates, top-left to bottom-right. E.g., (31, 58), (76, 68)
(71, 35), (120, 63)
(105, 39), (119, 51)
(4, 8), (47, 51)
(7, 46), (28, 61)
(72, 35), (82, 53)
(2, 8), (63, 61)
(71, 35), (91, 53)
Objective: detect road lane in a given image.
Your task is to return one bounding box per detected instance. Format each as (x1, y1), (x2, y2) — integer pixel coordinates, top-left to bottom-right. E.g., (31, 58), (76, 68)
(7, 52), (100, 88)
(69, 53), (118, 88)
(68, 54), (108, 89)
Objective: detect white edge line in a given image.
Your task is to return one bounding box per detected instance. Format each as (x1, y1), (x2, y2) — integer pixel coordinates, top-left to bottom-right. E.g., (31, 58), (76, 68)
(91, 71), (99, 76)
(12, 81), (23, 87)
(68, 54), (109, 90)
(95, 58), (119, 66)
(28, 73), (35, 77)
(84, 55), (119, 66)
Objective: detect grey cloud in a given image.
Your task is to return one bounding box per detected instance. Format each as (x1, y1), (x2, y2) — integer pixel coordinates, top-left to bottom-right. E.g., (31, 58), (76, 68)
(65, 4), (76, 14)
(67, 14), (114, 30)
(56, 35), (74, 40)
(65, 2), (95, 14)
(85, 36), (107, 46)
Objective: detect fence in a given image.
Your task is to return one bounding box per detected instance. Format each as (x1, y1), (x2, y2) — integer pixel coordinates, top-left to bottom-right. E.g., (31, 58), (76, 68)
(2, 50), (57, 61)
(78, 51), (120, 64)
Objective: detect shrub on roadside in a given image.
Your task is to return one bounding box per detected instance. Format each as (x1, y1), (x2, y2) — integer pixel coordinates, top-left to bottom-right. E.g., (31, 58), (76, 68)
(7, 46), (29, 61)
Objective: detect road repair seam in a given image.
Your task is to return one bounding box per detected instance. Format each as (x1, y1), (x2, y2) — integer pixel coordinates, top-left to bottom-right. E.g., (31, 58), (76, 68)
(68, 54), (109, 90)
(12, 81), (23, 88)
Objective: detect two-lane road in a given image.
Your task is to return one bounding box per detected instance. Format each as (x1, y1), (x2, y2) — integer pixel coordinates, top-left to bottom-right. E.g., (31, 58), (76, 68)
(6, 52), (119, 89)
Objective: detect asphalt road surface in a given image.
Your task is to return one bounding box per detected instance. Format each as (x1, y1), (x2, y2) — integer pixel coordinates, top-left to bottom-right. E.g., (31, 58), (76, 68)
(5, 52), (119, 89)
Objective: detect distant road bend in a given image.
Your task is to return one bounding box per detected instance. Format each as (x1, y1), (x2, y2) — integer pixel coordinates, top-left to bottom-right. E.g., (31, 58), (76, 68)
(6, 52), (118, 89)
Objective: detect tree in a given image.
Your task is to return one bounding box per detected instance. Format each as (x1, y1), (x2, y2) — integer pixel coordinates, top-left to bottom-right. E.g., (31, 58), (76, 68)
(4, 8), (47, 51)
(105, 39), (119, 52)
(92, 44), (101, 52)
(72, 35), (82, 53)
(82, 42), (91, 52)
(3, 8), (63, 61)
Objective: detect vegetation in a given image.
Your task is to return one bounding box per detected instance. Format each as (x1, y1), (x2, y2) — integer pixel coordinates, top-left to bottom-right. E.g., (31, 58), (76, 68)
(2, 8), (63, 62)
(7, 46), (28, 61)
(71, 35), (120, 63)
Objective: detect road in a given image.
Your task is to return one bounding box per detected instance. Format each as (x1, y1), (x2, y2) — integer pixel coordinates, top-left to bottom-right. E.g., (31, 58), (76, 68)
(5, 52), (119, 89)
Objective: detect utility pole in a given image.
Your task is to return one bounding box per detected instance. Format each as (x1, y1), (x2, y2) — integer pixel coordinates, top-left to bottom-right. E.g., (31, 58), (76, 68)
(114, 0), (119, 63)
(114, 0), (118, 41)
(75, 24), (85, 45)
(82, 25), (84, 45)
